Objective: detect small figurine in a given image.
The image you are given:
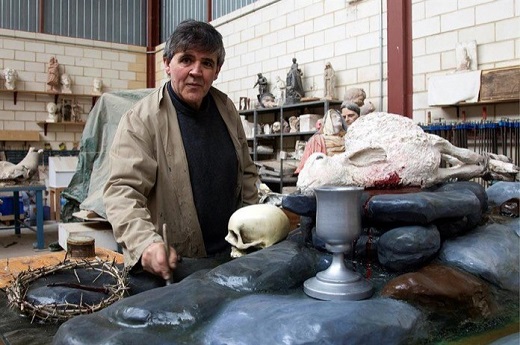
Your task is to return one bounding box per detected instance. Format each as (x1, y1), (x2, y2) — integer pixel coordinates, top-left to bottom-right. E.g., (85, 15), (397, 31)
(61, 99), (72, 122)
(344, 87), (366, 107)
(72, 101), (82, 122)
(344, 88), (375, 115)
(289, 116), (300, 133)
(258, 92), (277, 108)
(47, 56), (60, 92)
(60, 73), (72, 93)
(273, 76), (286, 103)
(455, 41), (477, 73)
(323, 62), (336, 100)
(92, 78), (103, 95)
(272, 121), (282, 133)
(285, 57), (304, 104)
(46, 102), (58, 123)
(253, 73), (268, 97)
(3, 68), (18, 90)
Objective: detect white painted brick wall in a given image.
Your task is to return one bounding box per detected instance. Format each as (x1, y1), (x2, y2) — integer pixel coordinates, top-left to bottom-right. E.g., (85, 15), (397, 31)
(205, 0), (518, 125)
(1, 0), (518, 152)
(0, 29), (146, 150)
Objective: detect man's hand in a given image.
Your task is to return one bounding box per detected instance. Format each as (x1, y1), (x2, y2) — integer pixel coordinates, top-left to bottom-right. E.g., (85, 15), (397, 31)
(140, 242), (181, 280)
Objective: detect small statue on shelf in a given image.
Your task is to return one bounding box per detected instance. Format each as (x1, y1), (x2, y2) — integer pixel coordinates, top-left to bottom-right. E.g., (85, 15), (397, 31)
(273, 76), (286, 103)
(455, 41), (477, 73)
(285, 57), (304, 104)
(253, 73), (268, 97)
(72, 101), (83, 122)
(61, 99), (72, 122)
(60, 73), (72, 93)
(47, 56), (60, 93)
(323, 62), (336, 100)
(2, 68), (18, 90)
(92, 77), (103, 95)
(46, 102), (58, 123)
(289, 116), (299, 133)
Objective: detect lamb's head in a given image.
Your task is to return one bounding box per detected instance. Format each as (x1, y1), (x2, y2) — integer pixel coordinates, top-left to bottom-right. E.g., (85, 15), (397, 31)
(297, 153), (352, 195)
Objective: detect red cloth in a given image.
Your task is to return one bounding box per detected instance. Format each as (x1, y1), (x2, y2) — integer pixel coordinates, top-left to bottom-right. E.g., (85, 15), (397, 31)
(295, 134), (327, 173)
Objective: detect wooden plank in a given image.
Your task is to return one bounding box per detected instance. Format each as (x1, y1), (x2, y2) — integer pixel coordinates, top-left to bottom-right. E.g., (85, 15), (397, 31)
(0, 130), (40, 142)
(480, 66), (520, 102)
(0, 247), (123, 288)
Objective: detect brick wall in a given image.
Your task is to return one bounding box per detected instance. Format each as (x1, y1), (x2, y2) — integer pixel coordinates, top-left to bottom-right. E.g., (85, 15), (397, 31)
(0, 29), (147, 150)
(201, 0), (518, 124)
(411, 0), (520, 123)
(2, 0), (518, 152)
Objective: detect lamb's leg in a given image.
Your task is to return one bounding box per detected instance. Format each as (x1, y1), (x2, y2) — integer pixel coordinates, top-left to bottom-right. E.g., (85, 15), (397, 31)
(428, 134), (484, 164)
(436, 164), (486, 182)
(430, 134), (519, 182)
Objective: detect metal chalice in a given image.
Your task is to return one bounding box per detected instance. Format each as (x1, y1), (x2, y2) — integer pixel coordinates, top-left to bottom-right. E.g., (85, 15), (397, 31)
(304, 186), (373, 300)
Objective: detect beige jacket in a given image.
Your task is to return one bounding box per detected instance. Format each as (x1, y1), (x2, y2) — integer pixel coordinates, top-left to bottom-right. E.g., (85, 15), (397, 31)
(103, 84), (259, 268)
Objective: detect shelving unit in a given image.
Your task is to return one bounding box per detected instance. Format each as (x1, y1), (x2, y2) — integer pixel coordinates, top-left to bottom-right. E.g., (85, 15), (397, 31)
(0, 89), (99, 108)
(240, 99), (342, 192)
(37, 121), (86, 135)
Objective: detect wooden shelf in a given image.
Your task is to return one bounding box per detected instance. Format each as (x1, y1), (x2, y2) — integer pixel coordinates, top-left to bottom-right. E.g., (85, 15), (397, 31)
(0, 89), (99, 107)
(0, 130), (40, 142)
(37, 121), (86, 135)
(433, 98), (520, 108)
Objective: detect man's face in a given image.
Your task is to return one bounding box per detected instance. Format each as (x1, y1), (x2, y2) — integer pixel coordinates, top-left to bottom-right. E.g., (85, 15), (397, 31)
(164, 49), (221, 110)
(341, 108), (360, 126)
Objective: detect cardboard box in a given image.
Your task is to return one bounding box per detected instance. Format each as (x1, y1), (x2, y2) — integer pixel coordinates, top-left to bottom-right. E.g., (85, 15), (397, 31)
(299, 114), (322, 132)
(59, 221), (118, 252)
(48, 156), (78, 188)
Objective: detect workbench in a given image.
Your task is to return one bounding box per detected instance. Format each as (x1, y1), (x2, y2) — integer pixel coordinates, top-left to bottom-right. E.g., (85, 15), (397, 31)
(0, 183), (46, 249)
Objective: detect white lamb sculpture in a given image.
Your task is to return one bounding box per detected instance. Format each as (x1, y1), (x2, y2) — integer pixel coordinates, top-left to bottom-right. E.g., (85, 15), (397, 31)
(297, 112), (519, 195)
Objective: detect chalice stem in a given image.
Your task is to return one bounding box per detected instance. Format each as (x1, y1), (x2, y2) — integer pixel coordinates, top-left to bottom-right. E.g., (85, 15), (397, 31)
(317, 251), (361, 284)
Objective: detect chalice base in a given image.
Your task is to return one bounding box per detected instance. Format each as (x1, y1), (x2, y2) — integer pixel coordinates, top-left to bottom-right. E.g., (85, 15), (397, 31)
(304, 254), (373, 301)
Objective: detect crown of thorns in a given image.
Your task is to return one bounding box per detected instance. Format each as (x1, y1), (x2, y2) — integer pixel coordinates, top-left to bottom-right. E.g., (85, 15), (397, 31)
(5, 257), (129, 323)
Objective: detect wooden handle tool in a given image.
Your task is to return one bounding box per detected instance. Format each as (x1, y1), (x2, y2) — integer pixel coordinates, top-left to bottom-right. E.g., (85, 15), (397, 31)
(162, 223), (173, 285)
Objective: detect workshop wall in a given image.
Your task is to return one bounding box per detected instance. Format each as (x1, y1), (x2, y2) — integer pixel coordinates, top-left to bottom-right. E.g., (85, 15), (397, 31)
(0, 29), (147, 150)
(155, 0), (518, 124)
(1, 0), (518, 152)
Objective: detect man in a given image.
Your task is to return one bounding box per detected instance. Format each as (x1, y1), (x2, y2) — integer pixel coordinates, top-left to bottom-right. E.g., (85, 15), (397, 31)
(103, 20), (258, 282)
(340, 101), (361, 126)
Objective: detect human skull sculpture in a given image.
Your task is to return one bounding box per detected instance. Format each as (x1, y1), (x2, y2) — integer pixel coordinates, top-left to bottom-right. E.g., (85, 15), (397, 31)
(272, 121), (282, 133)
(225, 204), (291, 258)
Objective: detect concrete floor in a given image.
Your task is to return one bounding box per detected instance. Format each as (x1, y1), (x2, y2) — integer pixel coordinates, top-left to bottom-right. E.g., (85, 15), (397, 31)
(0, 221), (60, 259)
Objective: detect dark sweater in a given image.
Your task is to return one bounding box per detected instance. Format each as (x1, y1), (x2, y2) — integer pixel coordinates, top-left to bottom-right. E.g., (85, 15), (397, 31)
(167, 84), (238, 255)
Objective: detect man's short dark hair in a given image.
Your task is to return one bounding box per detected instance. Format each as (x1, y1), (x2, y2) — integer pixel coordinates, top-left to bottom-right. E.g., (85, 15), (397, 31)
(163, 19), (225, 67)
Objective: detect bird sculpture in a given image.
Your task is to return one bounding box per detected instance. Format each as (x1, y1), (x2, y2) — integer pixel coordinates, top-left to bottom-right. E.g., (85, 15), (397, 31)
(0, 147), (43, 182)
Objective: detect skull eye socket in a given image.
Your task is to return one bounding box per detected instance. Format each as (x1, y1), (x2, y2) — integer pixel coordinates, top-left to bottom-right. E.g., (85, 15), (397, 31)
(227, 229), (239, 242)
